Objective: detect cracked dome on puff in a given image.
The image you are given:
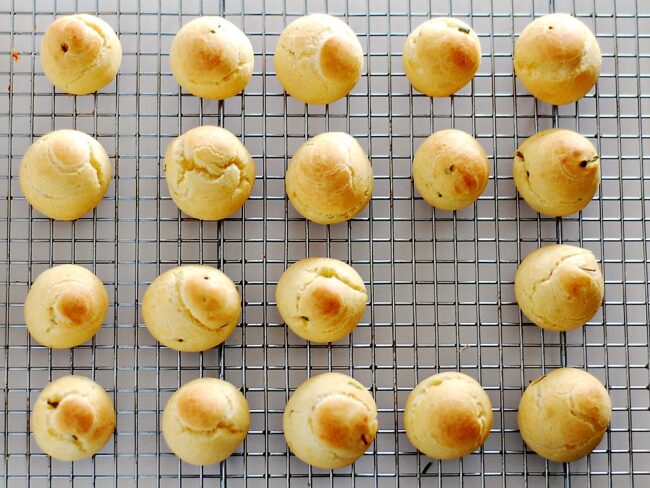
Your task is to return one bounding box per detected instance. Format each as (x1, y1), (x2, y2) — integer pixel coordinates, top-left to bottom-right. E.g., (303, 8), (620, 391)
(142, 264), (241, 352)
(515, 243), (604, 332)
(164, 125), (256, 221)
(19, 129), (112, 220)
(275, 257), (367, 343)
(170, 16), (254, 100)
(285, 132), (373, 225)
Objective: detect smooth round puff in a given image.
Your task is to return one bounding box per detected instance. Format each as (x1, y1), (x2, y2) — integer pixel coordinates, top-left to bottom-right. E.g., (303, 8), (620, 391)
(513, 128), (600, 216)
(31, 375), (116, 461)
(283, 372), (378, 469)
(515, 244), (604, 332)
(276, 257), (367, 343)
(19, 129), (112, 220)
(518, 368), (612, 463)
(24, 264), (108, 348)
(170, 16), (254, 100)
(514, 13), (601, 105)
(286, 132), (373, 225)
(404, 372), (493, 460)
(164, 125), (256, 220)
(275, 13), (364, 104)
(413, 129), (489, 211)
(403, 18), (481, 97)
(41, 14), (122, 95)
(162, 377), (249, 465)
(142, 265), (241, 352)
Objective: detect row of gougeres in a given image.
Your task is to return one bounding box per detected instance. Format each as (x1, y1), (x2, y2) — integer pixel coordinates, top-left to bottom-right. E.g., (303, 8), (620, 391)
(40, 12), (600, 105)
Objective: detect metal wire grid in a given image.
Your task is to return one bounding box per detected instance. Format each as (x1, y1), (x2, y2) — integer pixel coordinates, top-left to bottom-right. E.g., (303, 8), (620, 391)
(1, 0), (649, 485)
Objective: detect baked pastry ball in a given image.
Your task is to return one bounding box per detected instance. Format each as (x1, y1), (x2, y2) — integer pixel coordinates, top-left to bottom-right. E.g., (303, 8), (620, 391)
(162, 377), (249, 465)
(515, 244), (604, 332)
(413, 129), (489, 211)
(518, 368), (611, 463)
(164, 125), (255, 220)
(404, 372), (493, 460)
(170, 16), (254, 100)
(276, 257), (367, 343)
(275, 14), (364, 104)
(32, 375), (116, 461)
(513, 128), (600, 216)
(41, 14), (121, 95)
(286, 132), (373, 224)
(403, 18), (481, 97)
(25, 264), (108, 348)
(143, 265), (241, 352)
(20, 129), (112, 220)
(514, 13), (601, 105)
(283, 372), (378, 469)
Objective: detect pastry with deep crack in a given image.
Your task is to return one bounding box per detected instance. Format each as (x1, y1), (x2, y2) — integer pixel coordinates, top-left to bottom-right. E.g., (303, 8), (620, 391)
(413, 129), (490, 211)
(514, 13), (601, 105)
(285, 132), (373, 225)
(164, 125), (256, 220)
(143, 265), (241, 352)
(41, 14), (122, 95)
(25, 264), (108, 348)
(275, 13), (364, 105)
(404, 371), (493, 460)
(170, 16), (254, 100)
(515, 244), (604, 332)
(518, 367), (611, 463)
(162, 377), (249, 465)
(403, 17), (481, 97)
(283, 372), (378, 469)
(31, 375), (116, 461)
(276, 257), (367, 343)
(19, 129), (112, 220)
(513, 128), (600, 216)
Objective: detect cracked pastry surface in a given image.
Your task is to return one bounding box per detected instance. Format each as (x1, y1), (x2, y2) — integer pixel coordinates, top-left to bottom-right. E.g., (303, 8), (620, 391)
(413, 129), (490, 211)
(164, 125), (255, 220)
(515, 244), (604, 332)
(403, 17), (481, 97)
(41, 14), (122, 95)
(162, 377), (249, 465)
(404, 372), (493, 460)
(31, 375), (116, 461)
(514, 13), (601, 105)
(513, 128), (600, 216)
(19, 129), (112, 220)
(518, 367), (611, 463)
(285, 132), (373, 225)
(25, 264), (108, 349)
(283, 372), (377, 469)
(276, 257), (367, 343)
(275, 13), (363, 105)
(170, 16), (254, 100)
(143, 265), (241, 352)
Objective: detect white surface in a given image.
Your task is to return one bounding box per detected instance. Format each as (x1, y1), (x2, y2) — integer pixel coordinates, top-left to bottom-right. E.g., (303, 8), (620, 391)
(1, 0), (649, 486)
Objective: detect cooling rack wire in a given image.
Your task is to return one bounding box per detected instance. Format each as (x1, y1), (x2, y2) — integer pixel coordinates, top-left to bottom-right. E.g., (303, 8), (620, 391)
(1, 0), (649, 486)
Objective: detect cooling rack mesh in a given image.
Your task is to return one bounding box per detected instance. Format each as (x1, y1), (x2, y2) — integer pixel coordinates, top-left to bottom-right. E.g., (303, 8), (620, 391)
(1, 0), (649, 485)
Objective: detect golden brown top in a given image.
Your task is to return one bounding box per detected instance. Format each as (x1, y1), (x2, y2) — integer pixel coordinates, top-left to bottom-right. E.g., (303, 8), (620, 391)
(176, 381), (227, 431)
(312, 394), (374, 453)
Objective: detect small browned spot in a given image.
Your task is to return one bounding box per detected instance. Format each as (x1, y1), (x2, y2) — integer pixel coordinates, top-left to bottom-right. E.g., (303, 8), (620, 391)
(71, 434), (78, 441)
(203, 276), (209, 280)
(580, 161), (588, 168)
(526, 171), (530, 177)
(515, 151), (524, 159)
(458, 26), (470, 34)
(47, 400), (59, 409)
(361, 433), (369, 445)
(449, 164), (456, 172)
(209, 29), (216, 34)
(176, 338), (184, 342)
(300, 316), (310, 322)
(548, 25), (554, 30)
(61, 43), (69, 53)
(438, 192), (443, 198)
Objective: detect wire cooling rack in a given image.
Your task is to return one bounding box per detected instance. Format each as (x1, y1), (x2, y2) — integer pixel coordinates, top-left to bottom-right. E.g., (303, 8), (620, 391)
(1, 0), (649, 486)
